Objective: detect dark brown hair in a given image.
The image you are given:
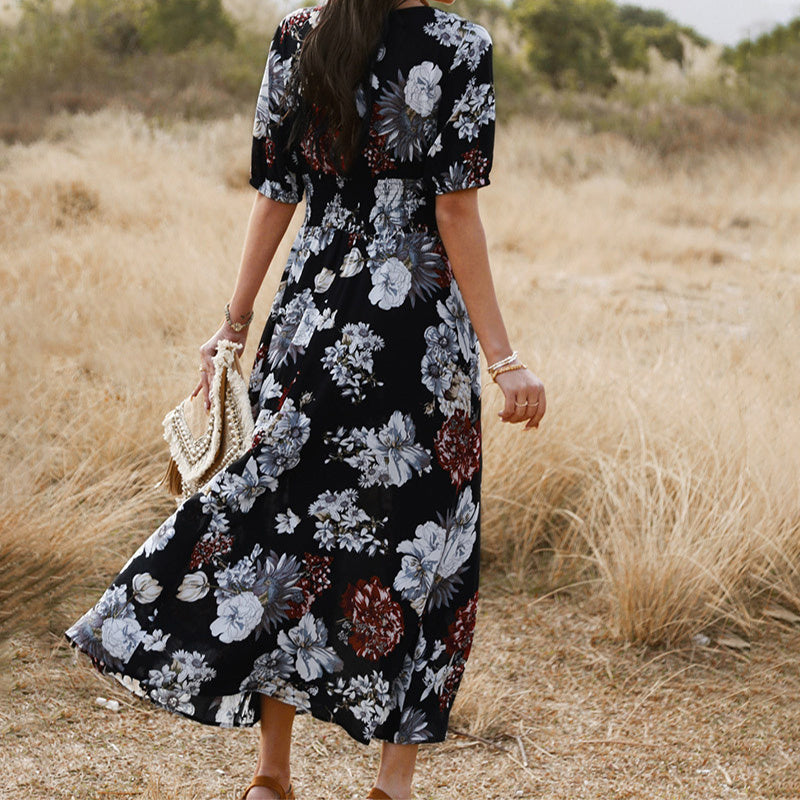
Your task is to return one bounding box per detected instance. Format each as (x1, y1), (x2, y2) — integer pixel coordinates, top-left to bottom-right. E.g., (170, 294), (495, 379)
(287, 0), (409, 175)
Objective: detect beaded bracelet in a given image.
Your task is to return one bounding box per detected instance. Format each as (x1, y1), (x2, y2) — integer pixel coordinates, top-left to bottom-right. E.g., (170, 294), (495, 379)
(224, 302), (254, 332)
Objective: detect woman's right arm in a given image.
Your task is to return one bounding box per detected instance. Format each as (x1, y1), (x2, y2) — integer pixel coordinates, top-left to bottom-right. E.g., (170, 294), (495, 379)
(435, 188), (546, 430)
(192, 192), (298, 409)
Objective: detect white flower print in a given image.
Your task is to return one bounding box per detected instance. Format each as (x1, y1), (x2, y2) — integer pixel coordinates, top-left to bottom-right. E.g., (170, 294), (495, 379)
(101, 616), (144, 663)
(275, 508), (301, 534)
(143, 515), (176, 558)
(142, 628), (170, 652)
(395, 707), (432, 743)
(211, 544), (304, 640)
(321, 322), (385, 403)
(436, 279), (474, 361)
(366, 411), (432, 486)
(437, 486), (478, 578)
(277, 612), (344, 681)
(393, 521), (446, 615)
(258, 371), (283, 408)
(369, 257), (412, 310)
(313, 267), (336, 293)
(132, 573), (162, 604)
(404, 61), (442, 116)
(340, 247), (365, 277)
(451, 78), (495, 141)
(210, 592), (264, 643)
(370, 179), (410, 234)
(308, 488), (389, 555)
(328, 671), (392, 740)
(176, 571), (210, 602)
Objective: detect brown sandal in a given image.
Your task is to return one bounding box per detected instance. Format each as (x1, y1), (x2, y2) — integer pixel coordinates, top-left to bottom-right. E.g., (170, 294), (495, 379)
(366, 789), (393, 800)
(239, 774), (296, 800)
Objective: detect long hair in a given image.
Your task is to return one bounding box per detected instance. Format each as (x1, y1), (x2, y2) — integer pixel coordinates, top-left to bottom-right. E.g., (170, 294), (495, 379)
(287, 0), (410, 175)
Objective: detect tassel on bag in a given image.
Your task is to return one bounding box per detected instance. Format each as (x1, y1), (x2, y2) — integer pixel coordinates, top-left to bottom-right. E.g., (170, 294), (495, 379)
(155, 339), (255, 505)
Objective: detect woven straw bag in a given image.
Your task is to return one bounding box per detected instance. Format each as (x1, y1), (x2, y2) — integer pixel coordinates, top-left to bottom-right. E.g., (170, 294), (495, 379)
(156, 339), (255, 504)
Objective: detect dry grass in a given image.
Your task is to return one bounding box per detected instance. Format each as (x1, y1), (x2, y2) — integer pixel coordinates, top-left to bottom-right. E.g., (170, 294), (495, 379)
(1, 107), (799, 797)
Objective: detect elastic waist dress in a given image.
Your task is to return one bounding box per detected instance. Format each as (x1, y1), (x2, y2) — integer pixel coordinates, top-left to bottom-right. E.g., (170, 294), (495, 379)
(64, 1), (496, 746)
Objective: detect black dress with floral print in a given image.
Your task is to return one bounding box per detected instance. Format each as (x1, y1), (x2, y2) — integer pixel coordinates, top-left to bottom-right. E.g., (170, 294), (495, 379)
(64, 2), (495, 746)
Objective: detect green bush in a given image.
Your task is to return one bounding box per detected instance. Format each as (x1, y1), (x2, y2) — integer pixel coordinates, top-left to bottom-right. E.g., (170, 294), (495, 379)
(138, 0), (237, 53)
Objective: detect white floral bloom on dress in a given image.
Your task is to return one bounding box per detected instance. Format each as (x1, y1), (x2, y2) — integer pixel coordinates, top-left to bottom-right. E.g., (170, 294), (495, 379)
(258, 371), (283, 408)
(340, 247), (365, 277)
(404, 61), (442, 116)
(142, 628), (170, 652)
(394, 706), (432, 743)
(275, 508), (301, 534)
(176, 571), (210, 602)
(210, 592), (264, 643)
(277, 612), (344, 682)
(370, 179), (410, 234)
(437, 486), (478, 578)
(143, 515), (177, 558)
(366, 411), (432, 486)
(369, 258), (412, 310)
(436, 279), (474, 361)
(221, 456), (274, 513)
(101, 616), (144, 663)
(393, 521), (446, 615)
(132, 573), (162, 604)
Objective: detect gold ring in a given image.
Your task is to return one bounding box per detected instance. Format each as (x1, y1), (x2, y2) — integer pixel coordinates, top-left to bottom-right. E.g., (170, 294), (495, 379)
(199, 366), (207, 373)
(514, 401), (528, 406)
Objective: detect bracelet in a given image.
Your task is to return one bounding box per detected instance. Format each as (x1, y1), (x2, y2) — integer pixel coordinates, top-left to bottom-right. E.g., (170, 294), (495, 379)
(487, 350), (518, 373)
(225, 302), (254, 332)
(490, 362), (527, 382)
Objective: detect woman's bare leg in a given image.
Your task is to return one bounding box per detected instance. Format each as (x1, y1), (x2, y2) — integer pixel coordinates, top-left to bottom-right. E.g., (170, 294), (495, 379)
(372, 742), (419, 799)
(246, 694), (296, 800)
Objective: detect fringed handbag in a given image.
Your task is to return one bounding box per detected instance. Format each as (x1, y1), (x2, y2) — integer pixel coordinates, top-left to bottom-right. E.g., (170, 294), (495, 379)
(156, 339), (255, 504)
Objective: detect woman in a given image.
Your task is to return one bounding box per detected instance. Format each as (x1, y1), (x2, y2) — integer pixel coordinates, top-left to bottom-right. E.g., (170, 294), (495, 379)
(64, 0), (545, 798)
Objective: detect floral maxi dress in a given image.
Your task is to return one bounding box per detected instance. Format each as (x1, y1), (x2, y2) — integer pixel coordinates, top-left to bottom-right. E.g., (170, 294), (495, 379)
(64, 2), (496, 746)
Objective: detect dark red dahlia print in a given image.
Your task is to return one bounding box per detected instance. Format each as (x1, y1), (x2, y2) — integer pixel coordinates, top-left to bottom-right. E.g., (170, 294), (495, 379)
(462, 147), (489, 182)
(365, 113), (395, 175)
(444, 590), (479, 660)
(287, 552), (333, 618)
(438, 659), (466, 711)
(263, 136), (276, 167)
(340, 576), (404, 661)
(434, 410), (481, 488)
(189, 531), (234, 569)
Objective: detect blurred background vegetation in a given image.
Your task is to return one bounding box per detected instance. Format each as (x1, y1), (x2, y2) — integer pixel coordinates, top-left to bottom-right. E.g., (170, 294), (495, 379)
(1, 0), (799, 153)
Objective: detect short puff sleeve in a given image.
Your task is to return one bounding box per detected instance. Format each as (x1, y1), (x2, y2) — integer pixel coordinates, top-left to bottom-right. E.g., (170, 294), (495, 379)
(424, 23), (496, 195)
(249, 20), (305, 204)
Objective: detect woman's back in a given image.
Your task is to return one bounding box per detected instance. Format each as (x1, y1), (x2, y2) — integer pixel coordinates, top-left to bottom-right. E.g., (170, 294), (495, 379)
(249, 3), (496, 230)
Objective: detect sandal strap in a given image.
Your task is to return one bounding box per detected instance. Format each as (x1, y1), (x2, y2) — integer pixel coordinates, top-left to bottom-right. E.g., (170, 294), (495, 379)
(241, 774), (293, 799)
(367, 789), (394, 800)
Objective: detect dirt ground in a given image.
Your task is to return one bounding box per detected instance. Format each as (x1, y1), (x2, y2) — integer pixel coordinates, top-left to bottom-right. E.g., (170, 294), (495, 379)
(3, 578), (797, 800)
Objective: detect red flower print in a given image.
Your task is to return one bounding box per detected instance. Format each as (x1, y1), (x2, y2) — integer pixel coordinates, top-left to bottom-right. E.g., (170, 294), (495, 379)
(444, 590), (478, 660)
(189, 531), (234, 569)
(287, 552), (333, 618)
(263, 136), (276, 167)
(463, 147), (489, 183)
(365, 111), (396, 175)
(438, 659), (466, 711)
(434, 410), (481, 488)
(340, 576), (404, 660)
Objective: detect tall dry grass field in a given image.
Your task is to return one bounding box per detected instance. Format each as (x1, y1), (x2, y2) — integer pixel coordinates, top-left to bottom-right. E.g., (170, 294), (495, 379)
(2, 107), (800, 799)
(1, 107), (799, 648)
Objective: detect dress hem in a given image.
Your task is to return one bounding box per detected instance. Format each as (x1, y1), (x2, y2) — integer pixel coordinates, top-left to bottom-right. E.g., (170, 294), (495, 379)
(63, 631), (448, 747)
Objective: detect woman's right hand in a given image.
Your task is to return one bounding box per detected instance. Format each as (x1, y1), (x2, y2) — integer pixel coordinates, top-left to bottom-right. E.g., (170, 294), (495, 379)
(190, 323), (248, 411)
(494, 364), (546, 430)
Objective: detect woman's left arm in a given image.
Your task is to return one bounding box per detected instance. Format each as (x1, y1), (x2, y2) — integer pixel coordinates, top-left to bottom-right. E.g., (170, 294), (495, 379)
(192, 192), (298, 409)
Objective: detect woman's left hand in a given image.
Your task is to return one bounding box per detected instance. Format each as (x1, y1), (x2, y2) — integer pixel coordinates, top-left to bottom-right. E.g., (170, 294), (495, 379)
(190, 323), (248, 410)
